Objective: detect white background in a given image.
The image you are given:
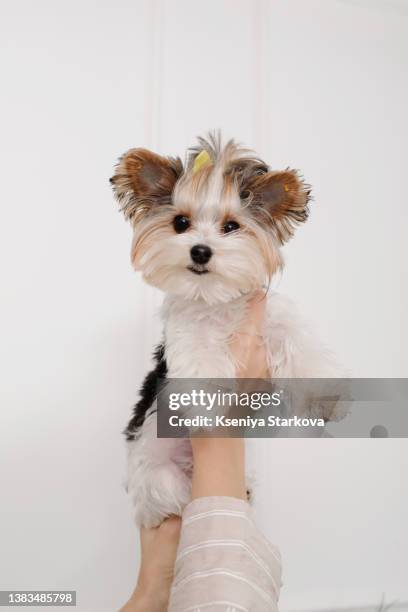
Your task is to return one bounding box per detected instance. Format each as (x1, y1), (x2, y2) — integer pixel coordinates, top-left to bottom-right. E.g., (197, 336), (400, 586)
(0, 1), (407, 610)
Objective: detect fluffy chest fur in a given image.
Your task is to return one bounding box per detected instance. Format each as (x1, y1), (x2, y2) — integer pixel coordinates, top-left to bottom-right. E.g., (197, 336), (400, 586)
(162, 293), (249, 378)
(162, 291), (339, 380)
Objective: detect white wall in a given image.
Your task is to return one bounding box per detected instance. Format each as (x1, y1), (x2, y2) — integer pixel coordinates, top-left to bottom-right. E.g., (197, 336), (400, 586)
(0, 1), (407, 611)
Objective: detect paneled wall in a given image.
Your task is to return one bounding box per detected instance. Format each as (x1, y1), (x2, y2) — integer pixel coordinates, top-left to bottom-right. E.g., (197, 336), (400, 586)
(1, 1), (407, 610)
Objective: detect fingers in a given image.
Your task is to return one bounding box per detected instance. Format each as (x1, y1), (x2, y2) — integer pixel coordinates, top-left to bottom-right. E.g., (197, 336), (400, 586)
(229, 290), (269, 378)
(237, 290), (267, 338)
(245, 290), (267, 328)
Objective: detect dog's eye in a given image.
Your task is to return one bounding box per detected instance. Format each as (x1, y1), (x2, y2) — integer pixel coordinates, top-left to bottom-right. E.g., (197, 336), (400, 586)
(255, 165), (268, 175)
(223, 220), (240, 234)
(173, 215), (191, 233)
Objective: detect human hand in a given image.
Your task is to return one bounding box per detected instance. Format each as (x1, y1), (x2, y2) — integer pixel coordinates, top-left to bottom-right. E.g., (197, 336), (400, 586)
(190, 290), (269, 501)
(229, 290), (269, 378)
(120, 516), (181, 612)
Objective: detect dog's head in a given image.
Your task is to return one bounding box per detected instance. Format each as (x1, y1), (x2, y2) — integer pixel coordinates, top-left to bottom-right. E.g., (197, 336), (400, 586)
(110, 133), (310, 304)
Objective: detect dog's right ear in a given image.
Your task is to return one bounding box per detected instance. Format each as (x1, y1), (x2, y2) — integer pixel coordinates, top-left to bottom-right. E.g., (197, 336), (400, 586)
(110, 149), (183, 221)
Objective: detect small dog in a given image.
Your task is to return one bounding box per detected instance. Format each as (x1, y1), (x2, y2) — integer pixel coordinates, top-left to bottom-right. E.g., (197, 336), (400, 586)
(111, 132), (341, 527)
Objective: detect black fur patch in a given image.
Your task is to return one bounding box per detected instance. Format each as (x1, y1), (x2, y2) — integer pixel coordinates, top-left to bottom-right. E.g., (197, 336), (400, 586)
(124, 344), (167, 441)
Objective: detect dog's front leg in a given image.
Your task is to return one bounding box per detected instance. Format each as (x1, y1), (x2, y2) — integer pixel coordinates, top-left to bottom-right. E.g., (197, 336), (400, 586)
(126, 412), (192, 527)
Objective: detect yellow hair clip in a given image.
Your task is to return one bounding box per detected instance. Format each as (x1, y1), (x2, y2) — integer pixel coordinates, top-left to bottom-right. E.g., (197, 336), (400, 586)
(193, 150), (211, 174)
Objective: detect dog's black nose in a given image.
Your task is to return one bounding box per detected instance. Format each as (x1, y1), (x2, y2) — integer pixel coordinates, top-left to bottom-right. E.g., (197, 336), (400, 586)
(190, 244), (212, 264)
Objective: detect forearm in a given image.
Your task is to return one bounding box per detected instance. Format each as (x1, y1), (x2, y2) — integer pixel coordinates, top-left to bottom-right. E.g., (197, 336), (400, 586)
(191, 437), (246, 500)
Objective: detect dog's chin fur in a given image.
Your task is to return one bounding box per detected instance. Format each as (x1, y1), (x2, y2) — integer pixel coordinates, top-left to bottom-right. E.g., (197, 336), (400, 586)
(138, 249), (272, 305)
(145, 270), (247, 304)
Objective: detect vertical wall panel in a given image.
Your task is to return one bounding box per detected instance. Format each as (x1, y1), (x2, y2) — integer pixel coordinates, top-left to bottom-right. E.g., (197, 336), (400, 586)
(255, 2), (408, 610)
(0, 1), (159, 610)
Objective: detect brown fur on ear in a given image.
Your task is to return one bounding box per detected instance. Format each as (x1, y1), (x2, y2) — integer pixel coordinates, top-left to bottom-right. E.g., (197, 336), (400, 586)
(110, 149), (183, 222)
(245, 169), (311, 244)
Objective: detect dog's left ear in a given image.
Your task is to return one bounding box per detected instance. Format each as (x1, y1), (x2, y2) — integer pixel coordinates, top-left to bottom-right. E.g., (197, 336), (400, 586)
(110, 148), (183, 221)
(245, 169), (311, 244)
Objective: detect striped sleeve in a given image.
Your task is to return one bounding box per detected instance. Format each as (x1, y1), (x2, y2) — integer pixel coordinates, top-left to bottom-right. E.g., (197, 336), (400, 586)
(168, 496), (282, 612)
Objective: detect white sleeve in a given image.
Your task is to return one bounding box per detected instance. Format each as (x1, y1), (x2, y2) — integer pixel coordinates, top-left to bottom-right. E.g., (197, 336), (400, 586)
(168, 496), (282, 612)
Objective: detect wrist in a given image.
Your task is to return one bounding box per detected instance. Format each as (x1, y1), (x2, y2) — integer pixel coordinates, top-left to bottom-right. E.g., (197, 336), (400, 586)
(191, 438), (245, 477)
(191, 437), (246, 500)
(191, 436), (244, 460)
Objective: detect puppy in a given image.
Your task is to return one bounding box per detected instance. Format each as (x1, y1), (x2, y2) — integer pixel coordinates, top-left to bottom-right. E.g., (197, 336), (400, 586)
(111, 132), (341, 527)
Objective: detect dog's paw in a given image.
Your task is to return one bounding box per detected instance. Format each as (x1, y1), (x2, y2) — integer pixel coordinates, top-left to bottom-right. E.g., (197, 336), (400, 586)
(308, 398), (350, 423)
(129, 461), (191, 528)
